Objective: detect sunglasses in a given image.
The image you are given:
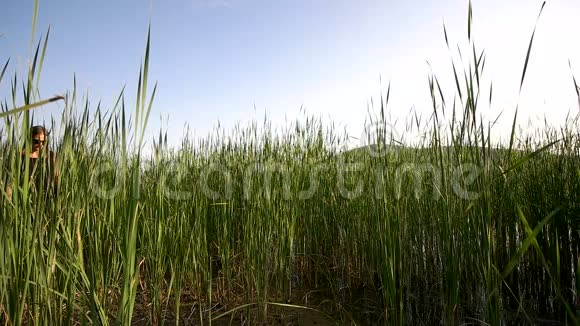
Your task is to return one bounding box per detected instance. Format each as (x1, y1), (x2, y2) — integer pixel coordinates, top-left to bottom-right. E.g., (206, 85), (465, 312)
(32, 138), (45, 145)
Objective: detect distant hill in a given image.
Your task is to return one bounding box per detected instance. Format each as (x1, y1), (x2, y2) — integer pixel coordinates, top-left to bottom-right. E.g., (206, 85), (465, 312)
(341, 143), (537, 162)
(343, 143), (405, 157)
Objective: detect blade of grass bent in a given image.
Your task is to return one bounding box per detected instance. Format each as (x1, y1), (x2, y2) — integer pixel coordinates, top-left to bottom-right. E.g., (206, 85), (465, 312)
(467, 0), (473, 41)
(29, 0), (39, 55)
(35, 26), (51, 92)
(0, 95), (64, 119)
(0, 58), (10, 85)
(519, 1), (546, 93)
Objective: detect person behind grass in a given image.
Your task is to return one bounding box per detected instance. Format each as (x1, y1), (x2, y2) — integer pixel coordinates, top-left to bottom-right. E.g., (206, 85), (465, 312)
(5, 125), (59, 202)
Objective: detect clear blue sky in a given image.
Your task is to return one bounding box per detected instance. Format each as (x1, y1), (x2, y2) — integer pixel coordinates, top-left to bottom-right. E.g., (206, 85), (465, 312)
(2, 0), (580, 150)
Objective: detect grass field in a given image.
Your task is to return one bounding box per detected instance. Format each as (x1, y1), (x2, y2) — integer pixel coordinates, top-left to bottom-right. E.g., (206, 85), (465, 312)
(1, 1), (580, 325)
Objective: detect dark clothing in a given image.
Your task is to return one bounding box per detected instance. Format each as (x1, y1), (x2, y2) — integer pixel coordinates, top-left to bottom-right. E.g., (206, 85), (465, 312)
(3, 150), (59, 201)
(25, 151), (58, 199)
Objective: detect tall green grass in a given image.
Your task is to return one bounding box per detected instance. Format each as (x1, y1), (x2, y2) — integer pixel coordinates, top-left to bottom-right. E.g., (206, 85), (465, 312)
(1, 0), (579, 325)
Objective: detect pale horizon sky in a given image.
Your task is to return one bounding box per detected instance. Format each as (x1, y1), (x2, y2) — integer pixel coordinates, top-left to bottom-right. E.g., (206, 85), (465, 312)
(2, 0), (580, 151)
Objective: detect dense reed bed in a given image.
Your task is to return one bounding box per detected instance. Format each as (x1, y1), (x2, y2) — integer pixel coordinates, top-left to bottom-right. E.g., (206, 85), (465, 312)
(1, 1), (580, 325)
